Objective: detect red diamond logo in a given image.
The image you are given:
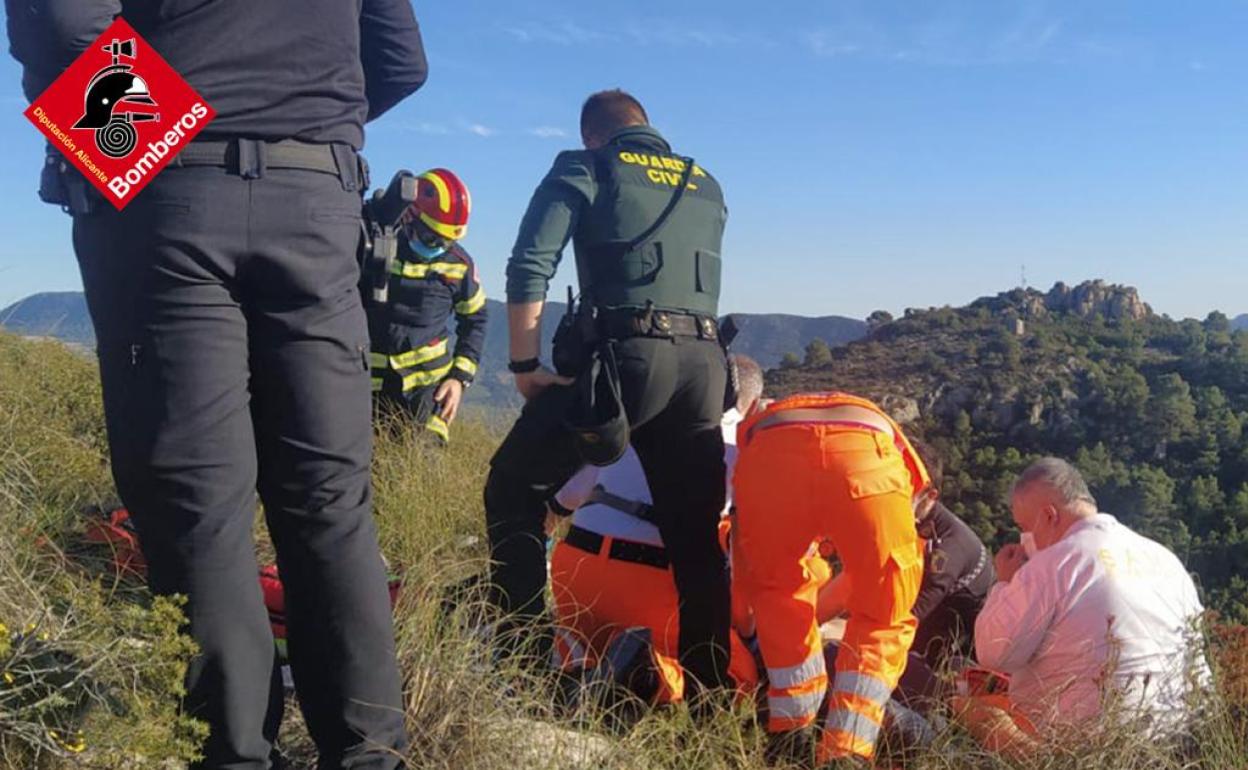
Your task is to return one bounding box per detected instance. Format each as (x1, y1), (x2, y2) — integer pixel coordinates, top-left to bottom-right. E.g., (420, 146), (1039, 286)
(23, 17), (215, 210)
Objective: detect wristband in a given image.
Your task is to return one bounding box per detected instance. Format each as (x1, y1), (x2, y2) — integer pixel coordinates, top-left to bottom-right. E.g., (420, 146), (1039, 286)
(508, 357), (541, 374)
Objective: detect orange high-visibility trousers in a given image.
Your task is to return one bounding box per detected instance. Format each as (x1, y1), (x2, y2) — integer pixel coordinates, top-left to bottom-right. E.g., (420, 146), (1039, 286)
(551, 535), (759, 702)
(734, 393), (927, 762)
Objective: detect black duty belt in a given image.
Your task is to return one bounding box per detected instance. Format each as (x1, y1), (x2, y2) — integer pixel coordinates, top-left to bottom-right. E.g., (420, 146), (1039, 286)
(170, 138), (368, 190)
(563, 524), (670, 570)
(596, 307), (719, 341)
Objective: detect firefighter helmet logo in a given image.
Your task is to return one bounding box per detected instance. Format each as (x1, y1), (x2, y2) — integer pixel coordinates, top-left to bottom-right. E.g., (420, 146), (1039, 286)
(25, 17), (214, 209)
(72, 38), (160, 158)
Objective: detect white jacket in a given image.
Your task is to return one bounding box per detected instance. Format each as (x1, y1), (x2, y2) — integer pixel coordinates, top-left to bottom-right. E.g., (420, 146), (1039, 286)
(975, 513), (1211, 735)
(555, 410), (743, 545)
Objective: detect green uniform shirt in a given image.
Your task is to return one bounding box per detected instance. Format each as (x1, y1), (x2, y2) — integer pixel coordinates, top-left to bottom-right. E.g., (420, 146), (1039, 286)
(506, 125), (726, 315)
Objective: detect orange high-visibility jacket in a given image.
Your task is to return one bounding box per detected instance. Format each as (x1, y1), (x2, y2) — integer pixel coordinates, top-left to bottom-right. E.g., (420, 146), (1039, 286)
(734, 392), (928, 762)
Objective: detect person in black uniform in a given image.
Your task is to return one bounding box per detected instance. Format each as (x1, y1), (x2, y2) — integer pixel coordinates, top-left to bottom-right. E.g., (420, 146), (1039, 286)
(366, 168), (487, 444)
(6, 2), (426, 768)
(484, 90), (732, 693)
(908, 442), (995, 668)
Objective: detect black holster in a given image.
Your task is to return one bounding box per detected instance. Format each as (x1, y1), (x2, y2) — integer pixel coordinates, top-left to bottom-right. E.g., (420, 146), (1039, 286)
(552, 288), (600, 378)
(40, 147), (101, 216)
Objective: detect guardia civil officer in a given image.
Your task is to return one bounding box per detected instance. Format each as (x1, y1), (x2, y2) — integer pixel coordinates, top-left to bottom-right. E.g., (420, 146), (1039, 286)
(485, 90), (732, 693)
(6, 2), (425, 767)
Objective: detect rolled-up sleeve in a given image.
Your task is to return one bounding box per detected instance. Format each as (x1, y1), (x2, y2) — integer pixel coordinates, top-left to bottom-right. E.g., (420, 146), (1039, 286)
(505, 151), (594, 304)
(554, 464), (600, 512)
(359, 0), (428, 121)
(974, 561), (1057, 673)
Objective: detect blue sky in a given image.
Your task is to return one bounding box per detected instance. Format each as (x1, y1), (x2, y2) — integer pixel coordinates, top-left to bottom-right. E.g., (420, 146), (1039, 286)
(1, 0), (1245, 320)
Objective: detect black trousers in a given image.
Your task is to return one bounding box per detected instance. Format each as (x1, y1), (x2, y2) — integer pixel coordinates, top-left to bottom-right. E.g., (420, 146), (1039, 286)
(485, 335), (732, 689)
(72, 158), (407, 770)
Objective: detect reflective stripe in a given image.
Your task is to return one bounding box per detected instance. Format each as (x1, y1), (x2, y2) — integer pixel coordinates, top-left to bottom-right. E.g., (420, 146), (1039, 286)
(426, 414), (449, 443)
(452, 356), (478, 376)
(455, 287), (486, 315)
(370, 377), (383, 392)
(371, 340), (450, 372)
(391, 260), (468, 280)
(824, 707), (882, 748)
(831, 670), (892, 706)
(769, 689), (825, 722)
(747, 405), (895, 443)
(769, 650), (827, 690)
(391, 339), (449, 370)
(402, 362), (453, 391)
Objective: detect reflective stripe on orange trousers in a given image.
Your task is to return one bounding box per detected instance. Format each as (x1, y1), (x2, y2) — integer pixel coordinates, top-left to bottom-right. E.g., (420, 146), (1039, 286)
(735, 399), (924, 761)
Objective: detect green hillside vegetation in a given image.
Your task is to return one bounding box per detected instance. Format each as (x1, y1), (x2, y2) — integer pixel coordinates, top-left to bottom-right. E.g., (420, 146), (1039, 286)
(1, 322), (1246, 769)
(770, 282), (1248, 624)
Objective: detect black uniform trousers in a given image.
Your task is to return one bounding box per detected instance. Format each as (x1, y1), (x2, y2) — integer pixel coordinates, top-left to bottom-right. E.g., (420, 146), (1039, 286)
(376, 383), (437, 420)
(72, 154), (407, 770)
(374, 383), (445, 441)
(485, 334), (732, 690)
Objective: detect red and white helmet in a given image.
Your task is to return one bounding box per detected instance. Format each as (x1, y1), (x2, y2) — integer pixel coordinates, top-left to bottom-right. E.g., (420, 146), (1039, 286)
(405, 168), (471, 242)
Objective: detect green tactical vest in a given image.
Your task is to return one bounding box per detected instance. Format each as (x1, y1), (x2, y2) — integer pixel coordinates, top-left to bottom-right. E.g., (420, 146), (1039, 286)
(573, 135), (726, 317)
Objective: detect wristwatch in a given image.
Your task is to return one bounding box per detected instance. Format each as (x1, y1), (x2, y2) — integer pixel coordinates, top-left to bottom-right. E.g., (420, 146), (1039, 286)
(508, 357), (541, 374)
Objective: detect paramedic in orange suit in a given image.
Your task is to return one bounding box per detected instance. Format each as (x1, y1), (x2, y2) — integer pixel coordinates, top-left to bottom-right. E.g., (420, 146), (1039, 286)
(734, 392), (929, 764)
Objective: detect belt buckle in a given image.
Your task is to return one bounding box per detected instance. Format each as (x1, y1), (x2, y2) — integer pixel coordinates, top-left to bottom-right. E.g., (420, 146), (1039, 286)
(699, 317), (717, 340)
(653, 312), (672, 334)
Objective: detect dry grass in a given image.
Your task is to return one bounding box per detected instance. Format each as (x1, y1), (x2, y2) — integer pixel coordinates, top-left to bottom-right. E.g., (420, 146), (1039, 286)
(1, 330), (1245, 769)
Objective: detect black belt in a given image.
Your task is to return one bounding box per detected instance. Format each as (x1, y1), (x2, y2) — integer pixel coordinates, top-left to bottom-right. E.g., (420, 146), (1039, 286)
(596, 307), (719, 341)
(170, 138), (368, 191)
(563, 525), (670, 570)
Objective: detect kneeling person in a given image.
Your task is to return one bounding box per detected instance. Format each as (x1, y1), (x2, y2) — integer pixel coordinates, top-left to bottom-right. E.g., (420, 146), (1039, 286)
(365, 168), (487, 443)
(549, 355), (765, 702)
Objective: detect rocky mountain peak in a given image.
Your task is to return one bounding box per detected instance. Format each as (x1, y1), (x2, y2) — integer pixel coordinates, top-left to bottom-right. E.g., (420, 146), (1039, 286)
(975, 280), (1152, 322)
(1044, 280), (1151, 320)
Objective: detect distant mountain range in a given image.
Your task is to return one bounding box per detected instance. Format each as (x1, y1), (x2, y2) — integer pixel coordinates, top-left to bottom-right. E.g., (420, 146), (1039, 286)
(1234, 314), (1248, 331)
(0, 292), (96, 348)
(0, 291), (867, 407)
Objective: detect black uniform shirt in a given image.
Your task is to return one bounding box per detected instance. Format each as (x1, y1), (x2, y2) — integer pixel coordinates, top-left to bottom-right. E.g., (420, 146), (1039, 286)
(6, 0), (427, 149)
(911, 503), (996, 664)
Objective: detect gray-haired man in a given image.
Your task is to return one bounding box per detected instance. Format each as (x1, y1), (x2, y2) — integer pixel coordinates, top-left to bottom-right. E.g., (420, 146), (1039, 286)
(960, 458), (1211, 757)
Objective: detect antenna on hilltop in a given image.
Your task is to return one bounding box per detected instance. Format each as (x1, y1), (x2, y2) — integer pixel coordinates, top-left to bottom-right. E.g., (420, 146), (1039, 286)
(1020, 263), (1028, 289)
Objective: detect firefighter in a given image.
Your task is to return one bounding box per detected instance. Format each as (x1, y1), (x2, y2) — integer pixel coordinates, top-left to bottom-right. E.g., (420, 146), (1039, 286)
(485, 89), (732, 692)
(734, 392), (930, 766)
(7, 1), (424, 766)
(365, 168), (487, 443)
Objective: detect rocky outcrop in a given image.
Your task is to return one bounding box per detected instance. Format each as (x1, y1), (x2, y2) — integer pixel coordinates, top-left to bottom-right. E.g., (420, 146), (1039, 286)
(878, 393), (920, 425)
(973, 280), (1152, 322)
(1044, 280), (1151, 320)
